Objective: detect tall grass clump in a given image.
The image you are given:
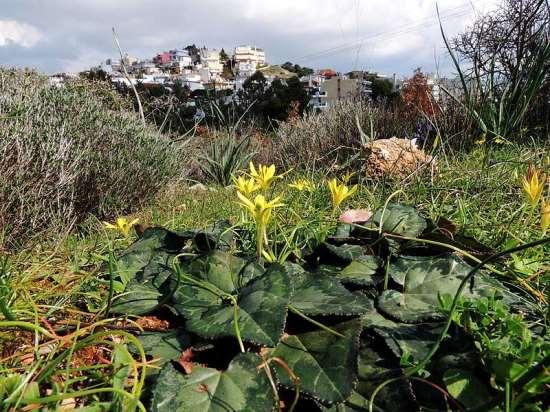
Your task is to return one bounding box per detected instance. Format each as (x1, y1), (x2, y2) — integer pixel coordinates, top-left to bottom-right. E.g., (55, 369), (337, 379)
(439, 1), (550, 143)
(273, 99), (415, 171)
(0, 68), (184, 247)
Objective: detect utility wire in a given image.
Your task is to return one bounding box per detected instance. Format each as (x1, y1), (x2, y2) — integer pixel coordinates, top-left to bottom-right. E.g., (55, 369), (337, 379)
(291, 2), (473, 63)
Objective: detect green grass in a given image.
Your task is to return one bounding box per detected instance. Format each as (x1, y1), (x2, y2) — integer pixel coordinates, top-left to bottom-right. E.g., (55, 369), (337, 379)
(0, 141), (548, 410)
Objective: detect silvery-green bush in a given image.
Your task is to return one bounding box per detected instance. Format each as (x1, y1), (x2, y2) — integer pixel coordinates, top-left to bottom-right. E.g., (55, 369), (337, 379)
(0, 69), (184, 247)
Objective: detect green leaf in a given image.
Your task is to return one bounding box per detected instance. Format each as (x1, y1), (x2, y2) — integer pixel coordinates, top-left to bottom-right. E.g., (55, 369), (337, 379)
(370, 203), (427, 237)
(130, 330), (190, 367)
(322, 390), (371, 412)
(362, 309), (444, 360)
(271, 320), (362, 404)
(173, 264), (291, 346)
(377, 254), (503, 323)
(150, 353), (274, 412)
(0, 374), (40, 405)
(355, 345), (416, 411)
(111, 344), (134, 411)
(317, 243), (365, 265)
(490, 359), (527, 384)
(337, 256), (381, 286)
(291, 273), (373, 316)
(110, 228), (188, 315)
(115, 227), (186, 286)
(190, 220), (234, 252)
(185, 250), (264, 292)
(110, 281), (165, 315)
(443, 368), (491, 409)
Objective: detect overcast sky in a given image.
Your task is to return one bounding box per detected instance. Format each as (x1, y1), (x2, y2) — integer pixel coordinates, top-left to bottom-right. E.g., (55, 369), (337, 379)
(1, 0), (500, 76)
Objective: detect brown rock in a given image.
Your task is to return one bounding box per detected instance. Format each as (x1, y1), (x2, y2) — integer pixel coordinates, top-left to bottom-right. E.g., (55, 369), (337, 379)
(363, 137), (435, 180)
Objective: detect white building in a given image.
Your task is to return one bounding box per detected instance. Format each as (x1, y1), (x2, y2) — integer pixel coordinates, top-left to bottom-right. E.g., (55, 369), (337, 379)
(132, 60), (160, 75)
(176, 73), (204, 91)
(200, 48), (223, 75)
(234, 45), (266, 76)
(169, 49), (193, 71)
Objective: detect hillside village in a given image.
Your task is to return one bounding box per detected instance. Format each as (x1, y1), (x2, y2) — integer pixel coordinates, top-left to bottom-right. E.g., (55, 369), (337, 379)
(51, 44), (454, 111)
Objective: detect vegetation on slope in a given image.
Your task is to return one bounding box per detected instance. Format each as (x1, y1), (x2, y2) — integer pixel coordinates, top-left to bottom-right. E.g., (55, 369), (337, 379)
(0, 69), (185, 248)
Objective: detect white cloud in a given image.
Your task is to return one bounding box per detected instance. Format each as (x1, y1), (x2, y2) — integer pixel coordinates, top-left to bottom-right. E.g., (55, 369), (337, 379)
(0, 20), (42, 47)
(0, 0), (503, 73)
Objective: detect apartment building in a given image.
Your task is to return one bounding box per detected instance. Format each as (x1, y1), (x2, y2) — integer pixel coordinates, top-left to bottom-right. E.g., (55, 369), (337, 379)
(309, 76), (361, 110)
(170, 49), (193, 68)
(200, 48), (223, 75)
(234, 45), (266, 76)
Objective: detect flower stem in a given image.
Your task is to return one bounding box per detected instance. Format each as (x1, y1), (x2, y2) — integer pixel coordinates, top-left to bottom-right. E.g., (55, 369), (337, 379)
(231, 297), (245, 353)
(288, 305), (345, 338)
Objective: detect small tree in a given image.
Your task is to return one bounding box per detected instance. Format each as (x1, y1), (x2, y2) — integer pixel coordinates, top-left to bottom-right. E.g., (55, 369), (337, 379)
(281, 61), (314, 78)
(220, 48), (229, 63)
(239, 71), (268, 103)
(367, 76), (398, 102)
(400, 68), (438, 119)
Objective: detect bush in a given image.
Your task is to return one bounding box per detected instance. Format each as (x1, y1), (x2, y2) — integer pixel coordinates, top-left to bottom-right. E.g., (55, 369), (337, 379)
(0, 69), (184, 247)
(272, 99), (415, 171)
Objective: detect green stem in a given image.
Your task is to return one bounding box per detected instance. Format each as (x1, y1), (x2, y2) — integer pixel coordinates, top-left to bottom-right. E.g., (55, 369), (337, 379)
(231, 297), (245, 353)
(383, 253), (392, 291)
(25, 388), (146, 412)
(406, 237), (550, 377)
(378, 190), (406, 235)
(256, 224), (264, 260)
(104, 249), (116, 317)
(505, 379), (511, 412)
(178, 271), (245, 352)
(368, 376), (402, 412)
(384, 233), (505, 275)
(288, 305), (345, 338)
(0, 321), (57, 339)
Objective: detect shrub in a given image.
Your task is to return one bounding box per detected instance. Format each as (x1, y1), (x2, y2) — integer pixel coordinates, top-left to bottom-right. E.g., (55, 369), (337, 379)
(272, 99), (415, 171)
(0, 69), (184, 247)
(198, 133), (255, 186)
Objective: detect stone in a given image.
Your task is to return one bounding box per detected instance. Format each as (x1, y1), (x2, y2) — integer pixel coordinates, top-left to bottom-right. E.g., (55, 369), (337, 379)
(363, 137), (435, 180)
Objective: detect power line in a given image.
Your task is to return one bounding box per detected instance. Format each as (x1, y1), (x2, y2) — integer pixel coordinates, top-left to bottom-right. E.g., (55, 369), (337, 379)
(291, 3), (473, 63)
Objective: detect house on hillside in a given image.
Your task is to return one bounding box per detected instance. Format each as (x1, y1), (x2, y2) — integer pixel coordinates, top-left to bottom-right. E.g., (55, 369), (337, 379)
(169, 49), (193, 72)
(318, 68), (337, 79)
(200, 48), (223, 76)
(309, 76), (362, 110)
(234, 45), (266, 77)
(153, 51), (172, 67)
(132, 60), (160, 75)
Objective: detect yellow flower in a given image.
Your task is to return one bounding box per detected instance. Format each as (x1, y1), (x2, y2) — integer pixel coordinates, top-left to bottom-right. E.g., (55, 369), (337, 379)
(237, 192), (284, 227)
(237, 192), (284, 258)
(233, 175), (259, 197)
(103, 217), (139, 237)
(249, 162), (279, 191)
(541, 199), (550, 233)
(288, 179), (315, 192)
(328, 178), (357, 210)
(522, 164), (546, 207)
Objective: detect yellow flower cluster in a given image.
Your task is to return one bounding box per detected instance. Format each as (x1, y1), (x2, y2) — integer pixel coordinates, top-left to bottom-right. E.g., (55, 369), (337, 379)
(522, 164), (546, 207)
(521, 164), (549, 233)
(235, 162), (284, 258)
(103, 217), (139, 237)
(234, 162), (360, 259)
(288, 179), (315, 192)
(328, 178), (357, 210)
